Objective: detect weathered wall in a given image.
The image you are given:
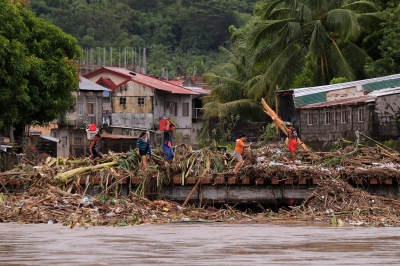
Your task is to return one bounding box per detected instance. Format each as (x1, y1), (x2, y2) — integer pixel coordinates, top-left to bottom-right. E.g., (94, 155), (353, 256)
(375, 94), (400, 139)
(67, 91), (104, 128)
(299, 105), (372, 142)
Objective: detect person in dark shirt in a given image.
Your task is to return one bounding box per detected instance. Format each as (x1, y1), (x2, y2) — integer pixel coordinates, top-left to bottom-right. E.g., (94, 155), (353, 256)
(90, 133), (102, 165)
(137, 132), (148, 170)
(162, 119), (176, 161)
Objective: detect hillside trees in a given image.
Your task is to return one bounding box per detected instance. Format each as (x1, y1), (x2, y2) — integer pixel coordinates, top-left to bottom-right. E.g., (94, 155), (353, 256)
(0, 1), (81, 130)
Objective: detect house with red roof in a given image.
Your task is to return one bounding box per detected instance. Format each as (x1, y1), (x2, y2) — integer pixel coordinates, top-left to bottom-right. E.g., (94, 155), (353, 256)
(84, 67), (203, 145)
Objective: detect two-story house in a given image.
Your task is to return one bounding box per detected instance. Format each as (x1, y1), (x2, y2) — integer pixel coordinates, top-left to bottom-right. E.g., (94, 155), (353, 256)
(84, 67), (201, 145)
(52, 77), (112, 157)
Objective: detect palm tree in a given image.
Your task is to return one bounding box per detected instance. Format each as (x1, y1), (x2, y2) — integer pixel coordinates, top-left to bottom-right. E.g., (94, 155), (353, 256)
(248, 0), (383, 96)
(197, 23), (264, 144)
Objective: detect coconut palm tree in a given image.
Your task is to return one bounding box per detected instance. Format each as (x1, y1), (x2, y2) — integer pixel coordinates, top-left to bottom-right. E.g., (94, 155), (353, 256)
(248, 0), (383, 98)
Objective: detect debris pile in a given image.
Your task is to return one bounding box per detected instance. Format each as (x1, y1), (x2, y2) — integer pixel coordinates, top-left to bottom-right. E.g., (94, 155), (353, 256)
(1, 140), (400, 227)
(282, 178), (400, 227)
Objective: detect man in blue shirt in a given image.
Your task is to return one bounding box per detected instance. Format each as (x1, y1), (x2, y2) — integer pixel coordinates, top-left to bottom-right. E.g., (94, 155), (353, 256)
(162, 119), (176, 161)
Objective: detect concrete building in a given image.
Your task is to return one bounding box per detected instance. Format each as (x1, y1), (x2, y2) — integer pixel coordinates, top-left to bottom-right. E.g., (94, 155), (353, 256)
(277, 74), (400, 143)
(84, 67), (208, 146)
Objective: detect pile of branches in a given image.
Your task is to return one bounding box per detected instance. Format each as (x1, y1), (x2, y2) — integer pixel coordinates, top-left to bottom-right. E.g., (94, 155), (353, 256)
(0, 184), (269, 227)
(281, 178), (400, 226)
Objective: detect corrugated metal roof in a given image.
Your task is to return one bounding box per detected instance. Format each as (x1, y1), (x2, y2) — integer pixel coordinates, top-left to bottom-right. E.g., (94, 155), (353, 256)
(290, 74), (400, 97)
(287, 74), (400, 108)
(299, 95), (376, 109)
(39, 134), (60, 143)
(167, 80), (185, 86)
(79, 77), (112, 91)
(101, 67), (199, 95)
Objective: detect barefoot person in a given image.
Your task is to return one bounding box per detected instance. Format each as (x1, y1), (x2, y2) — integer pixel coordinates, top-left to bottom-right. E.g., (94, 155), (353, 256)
(233, 134), (252, 174)
(137, 132), (148, 170)
(286, 122), (298, 163)
(90, 133), (102, 165)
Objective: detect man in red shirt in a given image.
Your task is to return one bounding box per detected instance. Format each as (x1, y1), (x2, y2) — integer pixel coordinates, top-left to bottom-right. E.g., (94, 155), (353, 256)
(286, 122), (298, 163)
(233, 134), (252, 174)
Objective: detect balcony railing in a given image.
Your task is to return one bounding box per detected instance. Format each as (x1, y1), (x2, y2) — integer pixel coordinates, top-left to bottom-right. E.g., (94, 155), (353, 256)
(192, 108), (203, 118)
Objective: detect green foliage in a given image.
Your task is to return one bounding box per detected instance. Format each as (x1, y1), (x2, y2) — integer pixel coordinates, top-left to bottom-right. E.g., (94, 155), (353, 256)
(259, 123), (277, 145)
(330, 77), (349, 84)
(0, 1), (81, 130)
(364, 2), (400, 77)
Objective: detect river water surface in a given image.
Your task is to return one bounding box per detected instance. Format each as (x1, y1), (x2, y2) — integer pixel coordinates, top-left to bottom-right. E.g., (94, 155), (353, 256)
(0, 222), (399, 265)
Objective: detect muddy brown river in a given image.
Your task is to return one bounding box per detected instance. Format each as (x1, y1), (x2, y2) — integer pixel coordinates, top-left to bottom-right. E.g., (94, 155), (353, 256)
(0, 222), (399, 265)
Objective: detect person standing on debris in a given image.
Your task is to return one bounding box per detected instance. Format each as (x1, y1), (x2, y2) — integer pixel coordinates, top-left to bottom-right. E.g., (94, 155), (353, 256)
(286, 122), (298, 162)
(137, 132), (148, 170)
(233, 134), (252, 174)
(162, 119), (176, 162)
(90, 133), (102, 165)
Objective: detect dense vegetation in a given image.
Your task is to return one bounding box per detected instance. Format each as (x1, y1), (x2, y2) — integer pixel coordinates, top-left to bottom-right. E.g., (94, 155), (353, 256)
(0, 0), (81, 131)
(28, 0), (259, 77)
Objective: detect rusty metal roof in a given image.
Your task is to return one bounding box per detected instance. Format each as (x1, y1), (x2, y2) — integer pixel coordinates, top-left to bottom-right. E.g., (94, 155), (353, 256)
(85, 67), (199, 95)
(100, 134), (137, 140)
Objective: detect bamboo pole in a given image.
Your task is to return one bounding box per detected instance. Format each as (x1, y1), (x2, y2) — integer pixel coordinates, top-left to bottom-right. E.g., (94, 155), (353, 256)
(182, 169), (208, 207)
(261, 98), (308, 150)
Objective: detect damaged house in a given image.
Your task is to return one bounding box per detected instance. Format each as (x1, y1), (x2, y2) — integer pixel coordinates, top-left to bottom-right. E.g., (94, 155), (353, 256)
(277, 74), (400, 144)
(84, 67), (203, 145)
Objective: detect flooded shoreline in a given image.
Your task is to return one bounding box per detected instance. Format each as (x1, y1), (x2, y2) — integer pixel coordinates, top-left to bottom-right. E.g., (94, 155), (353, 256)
(1, 222), (399, 265)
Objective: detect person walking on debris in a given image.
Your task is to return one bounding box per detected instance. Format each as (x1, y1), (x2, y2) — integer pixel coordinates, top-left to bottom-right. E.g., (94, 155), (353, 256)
(233, 134), (252, 174)
(137, 132), (148, 170)
(162, 119), (176, 162)
(286, 122), (298, 163)
(90, 133), (102, 165)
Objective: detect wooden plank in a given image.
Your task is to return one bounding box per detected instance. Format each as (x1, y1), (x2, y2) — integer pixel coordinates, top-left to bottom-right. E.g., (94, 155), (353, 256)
(213, 176), (225, 185)
(131, 177), (140, 185)
(270, 177), (279, 185)
(227, 176), (238, 185)
(284, 178), (293, 185)
(255, 178), (264, 185)
(298, 178), (307, 185)
(241, 178), (250, 185)
(369, 178), (378, 185)
(173, 176), (182, 185)
(186, 177), (196, 185)
(200, 177), (212, 185)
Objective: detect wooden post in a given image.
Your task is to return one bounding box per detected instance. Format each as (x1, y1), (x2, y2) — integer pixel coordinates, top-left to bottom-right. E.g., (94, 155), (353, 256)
(182, 169), (208, 207)
(275, 85), (279, 135)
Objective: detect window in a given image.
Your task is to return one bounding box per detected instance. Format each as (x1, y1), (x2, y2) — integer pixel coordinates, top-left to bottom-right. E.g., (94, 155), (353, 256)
(325, 111), (331, 125)
(358, 108), (364, 122)
(341, 109), (347, 123)
(77, 102), (82, 117)
(75, 137), (82, 148)
(169, 102), (177, 116)
(182, 103), (189, 117)
(119, 97), (126, 105)
(138, 97), (144, 105)
(70, 101), (76, 112)
(103, 91), (110, 97)
(307, 112), (313, 125)
(62, 136), (67, 146)
(88, 102), (94, 116)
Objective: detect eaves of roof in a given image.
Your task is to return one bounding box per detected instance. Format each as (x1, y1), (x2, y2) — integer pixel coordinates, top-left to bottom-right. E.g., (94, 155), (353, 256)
(85, 67), (198, 95)
(298, 95), (376, 109)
